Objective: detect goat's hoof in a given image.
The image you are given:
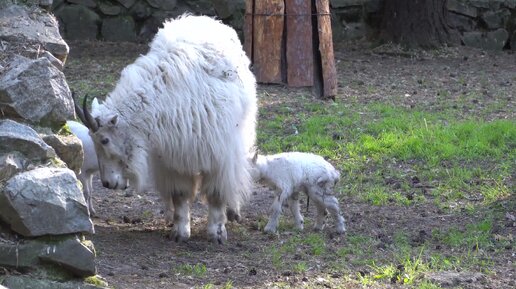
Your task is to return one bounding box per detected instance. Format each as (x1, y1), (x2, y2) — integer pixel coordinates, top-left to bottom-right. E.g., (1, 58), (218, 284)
(226, 208), (241, 223)
(170, 227), (190, 243)
(263, 225), (277, 234)
(208, 223), (227, 244)
(336, 225), (346, 234)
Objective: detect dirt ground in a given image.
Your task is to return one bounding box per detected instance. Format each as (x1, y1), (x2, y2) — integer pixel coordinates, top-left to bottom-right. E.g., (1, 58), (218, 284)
(63, 40), (515, 289)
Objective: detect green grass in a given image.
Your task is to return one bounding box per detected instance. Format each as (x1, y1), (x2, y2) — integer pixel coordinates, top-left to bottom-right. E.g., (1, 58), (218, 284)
(174, 263), (207, 277)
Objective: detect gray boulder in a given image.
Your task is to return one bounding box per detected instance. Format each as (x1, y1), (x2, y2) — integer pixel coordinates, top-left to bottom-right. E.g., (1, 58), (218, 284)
(0, 120), (56, 161)
(2, 275), (106, 289)
(0, 167), (94, 237)
(0, 55), (74, 129)
(462, 28), (509, 50)
(39, 235), (96, 277)
(99, 2), (122, 16)
(0, 4), (69, 63)
(147, 0), (177, 10)
(54, 4), (100, 41)
(0, 152), (27, 181)
(448, 0), (478, 18)
(116, 0), (137, 9)
(511, 30), (516, 50)
(42, 133), (84, 175)
(68, 0), (97, 9)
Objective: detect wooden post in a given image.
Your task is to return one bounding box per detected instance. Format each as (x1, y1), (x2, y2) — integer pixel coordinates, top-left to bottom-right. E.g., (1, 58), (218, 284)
(315, 0), (337, 98)
(285, 0), (313, 87)
(253, 0), (285, 84)
(244, 0), (254, 60)
(244, 0), (337, 98)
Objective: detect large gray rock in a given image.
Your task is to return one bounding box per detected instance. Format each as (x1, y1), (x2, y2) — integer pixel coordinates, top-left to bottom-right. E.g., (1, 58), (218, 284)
(101, 16), (137, 42)
(116, 0), (137, 9)
(2, 275), (106, 289)
(39, 235), (96, 277)
(54, 4), (100, 40)
(68, 0), (96, 9)
(147, 0), (177, 10)
(99, 2), (122, 16)
(42, 133), (84, 175)
(0, 5), (69, 63)
(0, 120), (56, 161)
(448, 11), (477, 32)
(448, 0), (478, 18)
(481, 9), (510, 29)
(462, 28), (509, 50)
(0, 55), (74, 129)
(0, 167), (94, 237)
(511, 30), (516, 50)
(130, 1), (153, 20)
(0, 152), (27, 181)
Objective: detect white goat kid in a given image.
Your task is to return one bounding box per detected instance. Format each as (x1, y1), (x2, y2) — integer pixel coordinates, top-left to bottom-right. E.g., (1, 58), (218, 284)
(66, 120), (98, 215)
(75, 15), (257, 244)
(252, 152), (346, 234)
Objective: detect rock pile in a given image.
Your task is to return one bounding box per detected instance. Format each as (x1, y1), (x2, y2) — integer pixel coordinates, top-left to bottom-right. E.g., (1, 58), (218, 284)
(0, 3), (105, 289)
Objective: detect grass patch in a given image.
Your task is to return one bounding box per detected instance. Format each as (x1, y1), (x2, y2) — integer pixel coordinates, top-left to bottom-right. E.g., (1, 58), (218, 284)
(174, 263), (207, 277)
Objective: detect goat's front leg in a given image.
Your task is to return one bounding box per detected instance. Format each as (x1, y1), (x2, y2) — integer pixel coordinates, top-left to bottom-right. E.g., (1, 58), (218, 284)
(80, 173), (95, 216)
(287, 192), (304, 231)
(170, 192), (191, 242)
(264, 188), (291, 234)
(206, 194), (227, 244)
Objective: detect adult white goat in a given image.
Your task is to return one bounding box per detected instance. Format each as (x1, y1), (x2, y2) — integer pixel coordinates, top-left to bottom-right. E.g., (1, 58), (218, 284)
(66, 120), (98, 216)
(75, 15), (257, 244)
(251, 152), (346, 234)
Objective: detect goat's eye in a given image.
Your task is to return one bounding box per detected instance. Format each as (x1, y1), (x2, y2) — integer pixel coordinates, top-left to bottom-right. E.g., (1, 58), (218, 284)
(101, 138), (109, 145)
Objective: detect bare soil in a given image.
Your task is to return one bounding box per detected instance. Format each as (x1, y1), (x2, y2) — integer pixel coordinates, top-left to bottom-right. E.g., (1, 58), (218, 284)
(64, 40), (515, 289)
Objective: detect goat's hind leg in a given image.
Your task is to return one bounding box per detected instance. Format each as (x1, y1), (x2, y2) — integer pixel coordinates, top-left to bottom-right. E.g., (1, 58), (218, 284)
(307, 188), (346, 234)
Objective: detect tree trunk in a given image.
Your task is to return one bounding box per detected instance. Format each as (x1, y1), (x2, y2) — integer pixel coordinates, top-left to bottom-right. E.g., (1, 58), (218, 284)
(379, 0), (459, 48)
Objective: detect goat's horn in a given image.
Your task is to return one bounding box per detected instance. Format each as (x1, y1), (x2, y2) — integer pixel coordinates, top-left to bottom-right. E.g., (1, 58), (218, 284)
(72, 91), (88, 126)
(82, 94), (99, 132)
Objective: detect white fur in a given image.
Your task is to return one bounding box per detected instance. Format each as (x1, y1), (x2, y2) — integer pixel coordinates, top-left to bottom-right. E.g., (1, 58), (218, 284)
(66, 120), (98, 215)
(252, 152), (346, 234)
(89, 15), (257, 243)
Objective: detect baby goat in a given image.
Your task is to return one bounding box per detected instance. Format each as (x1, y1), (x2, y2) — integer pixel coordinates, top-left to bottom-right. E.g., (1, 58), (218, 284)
(251, 152), (346, 234)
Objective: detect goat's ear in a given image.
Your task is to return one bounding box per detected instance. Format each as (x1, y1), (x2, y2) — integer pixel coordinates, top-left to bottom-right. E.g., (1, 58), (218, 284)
(92, 97), (100, 111)
(108, 114), (119, 127)
(251, 151), (258, 164)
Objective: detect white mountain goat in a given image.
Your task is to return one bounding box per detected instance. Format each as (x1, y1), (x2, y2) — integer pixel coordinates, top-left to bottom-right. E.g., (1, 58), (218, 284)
(66, 120), (98, 216)
(74, 15), (257, 244)
(251, 152), (346, 234)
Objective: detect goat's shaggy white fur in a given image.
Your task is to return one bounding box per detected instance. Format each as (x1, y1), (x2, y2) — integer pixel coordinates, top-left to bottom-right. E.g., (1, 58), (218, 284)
(252, 152), (346, 234)
(66, 120), (98, 215)
(89, 15), (257, 243)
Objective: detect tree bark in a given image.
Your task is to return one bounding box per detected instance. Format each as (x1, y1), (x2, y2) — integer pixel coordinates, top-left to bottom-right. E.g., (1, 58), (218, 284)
(379, 0), (460, 48)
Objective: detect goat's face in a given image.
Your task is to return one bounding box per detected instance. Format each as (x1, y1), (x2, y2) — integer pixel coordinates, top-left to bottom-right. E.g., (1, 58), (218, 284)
(89, 114), (130, 190)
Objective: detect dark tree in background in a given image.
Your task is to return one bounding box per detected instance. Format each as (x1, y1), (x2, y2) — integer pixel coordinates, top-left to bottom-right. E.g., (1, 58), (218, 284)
(379, 0), (460, 48)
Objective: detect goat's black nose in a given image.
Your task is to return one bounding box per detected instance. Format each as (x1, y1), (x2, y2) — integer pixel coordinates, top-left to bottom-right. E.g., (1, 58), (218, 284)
(103, 181), (110, 188)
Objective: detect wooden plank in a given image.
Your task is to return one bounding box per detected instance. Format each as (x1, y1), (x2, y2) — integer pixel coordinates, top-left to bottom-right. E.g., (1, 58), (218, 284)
(253, 0), (285, 84)
(243, 0), (254, 61)
(285, 0), (314, 87)
(315, 0), (337, 98)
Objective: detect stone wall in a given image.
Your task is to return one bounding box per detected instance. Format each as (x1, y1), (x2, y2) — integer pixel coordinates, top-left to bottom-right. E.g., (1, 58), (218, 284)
(49, 0), (516, 50)
(50, 0), (245, 42)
